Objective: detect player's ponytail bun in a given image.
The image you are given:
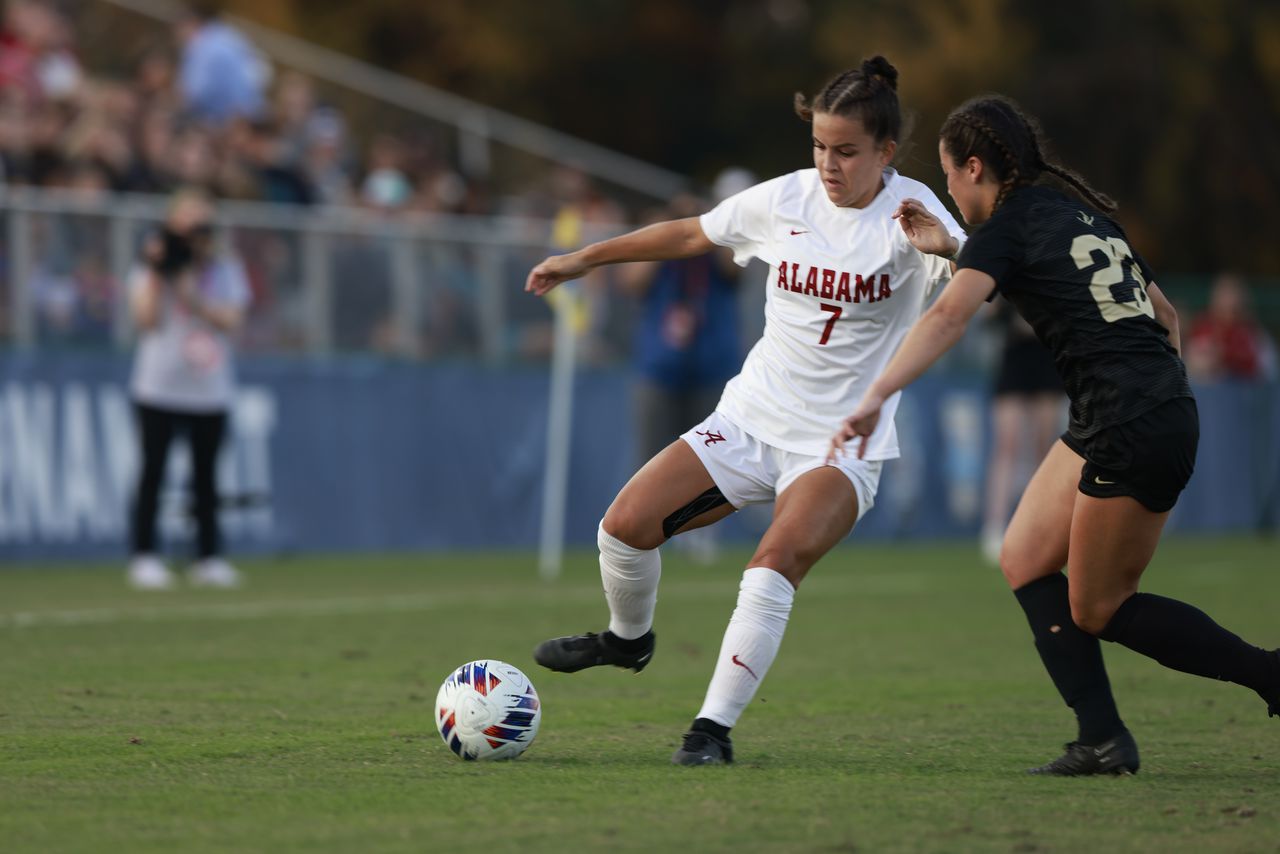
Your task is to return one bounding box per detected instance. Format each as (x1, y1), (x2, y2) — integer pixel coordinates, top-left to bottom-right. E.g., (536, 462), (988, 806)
(794, 56), (906, 146)
(860, 55), (898, 92)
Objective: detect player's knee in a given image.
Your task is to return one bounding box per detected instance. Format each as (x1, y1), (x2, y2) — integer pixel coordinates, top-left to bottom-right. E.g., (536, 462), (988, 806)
(747, 545), (816, 587)
(1068, 597), (1115, 637)
(599, 508), (661, 551)
(999, 542), (1059, 590)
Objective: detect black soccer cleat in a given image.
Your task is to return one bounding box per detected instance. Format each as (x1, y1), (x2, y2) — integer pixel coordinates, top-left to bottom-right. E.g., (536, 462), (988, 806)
(1028, 730), (1140, 776)
(672, 730), (734, 766)
(532, 630), (655, 674)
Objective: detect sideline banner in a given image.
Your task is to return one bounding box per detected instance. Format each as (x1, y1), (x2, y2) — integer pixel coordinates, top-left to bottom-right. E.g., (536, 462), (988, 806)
(0, 354), (1275, 561)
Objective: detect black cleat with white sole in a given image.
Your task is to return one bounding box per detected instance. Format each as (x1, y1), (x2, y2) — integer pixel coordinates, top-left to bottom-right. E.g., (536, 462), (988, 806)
(1028, 730), (1140, 776)
(533, 630), (655, 674)
(672, 730), (734, 766)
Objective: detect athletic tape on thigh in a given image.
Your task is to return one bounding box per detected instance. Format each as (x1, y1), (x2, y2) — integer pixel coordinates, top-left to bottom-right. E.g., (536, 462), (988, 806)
(662, 486), (729, 539)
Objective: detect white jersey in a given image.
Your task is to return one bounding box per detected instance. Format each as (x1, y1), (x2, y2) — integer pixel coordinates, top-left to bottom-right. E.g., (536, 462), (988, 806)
(699, 167), (965, 459)
(129, 257), (250, 413)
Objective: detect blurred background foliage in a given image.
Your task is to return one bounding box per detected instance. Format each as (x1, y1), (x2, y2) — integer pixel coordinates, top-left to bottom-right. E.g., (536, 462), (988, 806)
(206, 0), (1280, 275)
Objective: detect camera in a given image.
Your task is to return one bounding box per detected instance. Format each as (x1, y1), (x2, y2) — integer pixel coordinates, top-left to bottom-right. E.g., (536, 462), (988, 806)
(150, 228), (194, 276)
(149, 224), (213, 276)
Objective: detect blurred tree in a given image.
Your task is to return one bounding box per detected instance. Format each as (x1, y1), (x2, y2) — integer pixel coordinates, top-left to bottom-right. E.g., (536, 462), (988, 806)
(212, 0), (1278, 273)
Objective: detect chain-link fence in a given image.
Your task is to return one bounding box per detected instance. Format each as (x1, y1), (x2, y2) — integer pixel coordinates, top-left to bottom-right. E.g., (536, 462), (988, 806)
(0, 187), (645, 365)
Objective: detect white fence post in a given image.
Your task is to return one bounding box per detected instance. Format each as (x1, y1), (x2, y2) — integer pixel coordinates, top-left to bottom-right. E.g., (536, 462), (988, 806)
(537, 286), (579, 579)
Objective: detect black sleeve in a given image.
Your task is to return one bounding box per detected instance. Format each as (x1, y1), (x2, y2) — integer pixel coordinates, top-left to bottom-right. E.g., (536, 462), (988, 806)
(955, 209), (1027, 299)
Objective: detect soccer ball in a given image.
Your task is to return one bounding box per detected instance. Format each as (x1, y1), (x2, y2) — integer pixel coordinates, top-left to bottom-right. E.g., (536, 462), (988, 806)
(435, 659), (541, 761)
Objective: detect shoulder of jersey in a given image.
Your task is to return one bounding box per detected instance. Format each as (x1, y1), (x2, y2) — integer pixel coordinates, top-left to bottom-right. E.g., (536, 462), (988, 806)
(772, 168), (822, 206)
(887, 171), (936, 197)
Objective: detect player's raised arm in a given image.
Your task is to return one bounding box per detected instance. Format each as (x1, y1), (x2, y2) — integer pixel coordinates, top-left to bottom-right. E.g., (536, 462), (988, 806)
(524, 216), (715, 296)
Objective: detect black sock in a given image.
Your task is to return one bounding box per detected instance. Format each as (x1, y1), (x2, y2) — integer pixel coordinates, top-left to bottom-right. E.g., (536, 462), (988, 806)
(1099, 593), (1280, 703)
(1014, 573), (1126, 745)
(602, 629), (653, 652)
(691, 717), (731, 741)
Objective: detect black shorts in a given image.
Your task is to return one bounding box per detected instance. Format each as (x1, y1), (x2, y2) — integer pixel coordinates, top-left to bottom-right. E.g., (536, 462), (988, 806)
(1061, 396), (1198, 513)
(994, 338), (1062, 396)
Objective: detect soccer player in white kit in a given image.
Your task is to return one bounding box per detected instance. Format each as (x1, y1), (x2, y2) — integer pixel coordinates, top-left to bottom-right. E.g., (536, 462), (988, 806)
(526, 57), (965, 765)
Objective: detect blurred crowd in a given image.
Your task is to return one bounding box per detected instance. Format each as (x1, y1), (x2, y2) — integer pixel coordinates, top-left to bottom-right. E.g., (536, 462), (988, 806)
(0, 0), (1276, 379)
(0, 0), (648, 360)
(0, 0), (488, 214)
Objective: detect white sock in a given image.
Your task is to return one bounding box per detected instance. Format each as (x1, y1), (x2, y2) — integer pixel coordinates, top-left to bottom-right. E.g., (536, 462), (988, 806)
(695, 567), (795, 728)
(598, 523), (661, 640)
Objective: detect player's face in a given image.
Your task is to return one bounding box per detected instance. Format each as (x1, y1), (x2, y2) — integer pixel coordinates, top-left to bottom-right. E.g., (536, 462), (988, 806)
(812, 112), (895, 209)
(939, 140), (994, 225)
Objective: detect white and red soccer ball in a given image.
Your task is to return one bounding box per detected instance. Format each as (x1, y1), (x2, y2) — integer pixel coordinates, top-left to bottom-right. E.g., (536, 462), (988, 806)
(435, 659), (541, 760)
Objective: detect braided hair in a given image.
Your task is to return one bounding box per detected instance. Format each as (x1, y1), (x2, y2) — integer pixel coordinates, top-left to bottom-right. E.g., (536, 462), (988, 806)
(795, 56), (905, 146)
(940, 95), (1116, 214)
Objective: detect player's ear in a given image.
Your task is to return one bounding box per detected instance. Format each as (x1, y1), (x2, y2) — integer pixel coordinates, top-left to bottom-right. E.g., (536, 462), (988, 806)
(879, 138), (897, 166)
(966, 156), (984, 183)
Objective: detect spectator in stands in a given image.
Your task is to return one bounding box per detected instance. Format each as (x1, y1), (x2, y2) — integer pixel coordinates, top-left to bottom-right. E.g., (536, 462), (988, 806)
(0, 0), (83, 105)
(359, 131), (412, 210)
(1186, 273), (1276, 381)
(127, 187), (250, 590)
(300, 106), (352, 205)
(174, 1), (267, 127)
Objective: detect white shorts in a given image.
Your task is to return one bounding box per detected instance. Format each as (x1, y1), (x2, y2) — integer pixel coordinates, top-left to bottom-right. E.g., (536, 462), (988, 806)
(680, 411), (882, 523)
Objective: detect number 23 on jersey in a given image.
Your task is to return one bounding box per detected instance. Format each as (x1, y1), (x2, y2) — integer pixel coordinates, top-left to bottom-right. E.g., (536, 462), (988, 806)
(1070, 232), (1155, 323)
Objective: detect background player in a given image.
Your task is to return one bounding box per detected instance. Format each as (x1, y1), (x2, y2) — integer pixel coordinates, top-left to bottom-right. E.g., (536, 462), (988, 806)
(832, 95), (1280, 775)
(980, 302), (1065, 564)
(525, 57), (965, 765)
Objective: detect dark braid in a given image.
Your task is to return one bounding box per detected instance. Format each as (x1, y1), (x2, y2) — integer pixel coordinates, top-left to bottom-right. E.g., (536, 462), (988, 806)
(794, 56), (905, 145)
(948, 112), (1024, 212)
(940, 95), (1117, 215)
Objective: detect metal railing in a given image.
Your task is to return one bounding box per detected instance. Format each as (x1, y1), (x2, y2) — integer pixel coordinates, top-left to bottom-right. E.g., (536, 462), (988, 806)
(0, 187), (633, 365)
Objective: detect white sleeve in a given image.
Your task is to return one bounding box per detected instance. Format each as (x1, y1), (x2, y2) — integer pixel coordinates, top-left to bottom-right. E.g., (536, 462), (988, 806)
(699, 176), (783, 267)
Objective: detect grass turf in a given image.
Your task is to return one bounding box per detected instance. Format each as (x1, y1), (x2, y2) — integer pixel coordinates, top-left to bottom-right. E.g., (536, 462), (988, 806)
(2, 537), (1278, 853)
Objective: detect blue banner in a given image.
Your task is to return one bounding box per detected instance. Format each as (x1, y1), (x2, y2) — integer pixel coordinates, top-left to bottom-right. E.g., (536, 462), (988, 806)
(0, 353), (1276, 562)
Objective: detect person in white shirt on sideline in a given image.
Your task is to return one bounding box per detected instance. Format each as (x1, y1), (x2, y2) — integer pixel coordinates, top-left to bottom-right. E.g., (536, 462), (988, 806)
(524, 57), (965, 765)
(127, 187), (250, 590)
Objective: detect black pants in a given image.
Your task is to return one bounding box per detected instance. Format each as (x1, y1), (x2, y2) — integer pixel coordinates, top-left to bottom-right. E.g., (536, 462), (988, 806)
(131, 402), (228, 559)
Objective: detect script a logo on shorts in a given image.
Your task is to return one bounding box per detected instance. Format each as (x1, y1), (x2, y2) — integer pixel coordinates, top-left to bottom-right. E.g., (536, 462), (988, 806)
(789, 229), (809, 236)
(1094, 475), (1116, 485)
(696, 430), (726, 446)
(731, 654), (759, 681)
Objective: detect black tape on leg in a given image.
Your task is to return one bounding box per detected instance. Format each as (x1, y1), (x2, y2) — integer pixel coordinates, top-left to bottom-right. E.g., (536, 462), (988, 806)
(662, 486), (729, 539)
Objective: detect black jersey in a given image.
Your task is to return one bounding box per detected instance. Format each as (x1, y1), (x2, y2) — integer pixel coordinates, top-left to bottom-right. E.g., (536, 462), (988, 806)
(956, 185), (1192, 439)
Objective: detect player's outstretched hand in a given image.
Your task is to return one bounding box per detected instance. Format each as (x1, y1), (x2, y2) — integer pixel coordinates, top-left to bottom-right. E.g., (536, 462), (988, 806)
(525, 252), (591, 296)
(827, 392), (885, 463)
(892, 198), (957, 258)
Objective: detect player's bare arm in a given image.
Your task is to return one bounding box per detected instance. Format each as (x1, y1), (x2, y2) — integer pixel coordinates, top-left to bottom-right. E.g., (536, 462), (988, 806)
(829, 267), (994, 460)
(892, 198), (961, 258)
(524, 216), (715, 296)
(1146, 282), (1181, 356)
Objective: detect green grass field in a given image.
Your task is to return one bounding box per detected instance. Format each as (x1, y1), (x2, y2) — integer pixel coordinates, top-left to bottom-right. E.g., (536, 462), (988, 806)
(3, 537), (1278, 853)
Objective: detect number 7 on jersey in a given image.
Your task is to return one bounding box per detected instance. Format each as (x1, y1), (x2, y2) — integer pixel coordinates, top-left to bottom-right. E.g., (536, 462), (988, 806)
(818, 303), (842, 345)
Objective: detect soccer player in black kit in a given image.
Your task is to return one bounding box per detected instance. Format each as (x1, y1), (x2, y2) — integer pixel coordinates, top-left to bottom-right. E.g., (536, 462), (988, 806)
(831, 95), (1279, 775)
